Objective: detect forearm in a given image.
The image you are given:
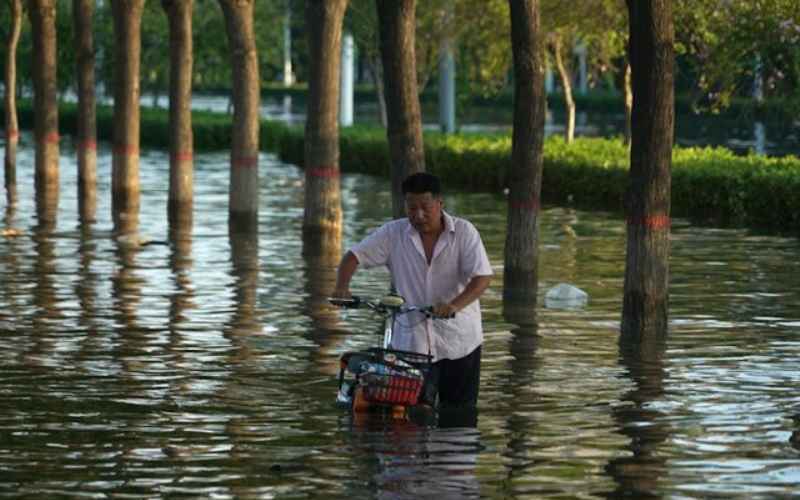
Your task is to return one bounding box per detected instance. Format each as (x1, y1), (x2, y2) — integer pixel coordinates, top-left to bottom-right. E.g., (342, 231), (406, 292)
(333, 251), (359, 296)
(432, 275), (491, 317)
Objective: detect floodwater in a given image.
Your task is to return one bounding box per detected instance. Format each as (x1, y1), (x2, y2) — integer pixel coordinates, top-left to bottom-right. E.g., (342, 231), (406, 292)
(1, 140), (800, 499)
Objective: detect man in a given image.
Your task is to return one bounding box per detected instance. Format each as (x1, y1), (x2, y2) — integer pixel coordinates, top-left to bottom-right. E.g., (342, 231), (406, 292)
(333, 172), (492, 409)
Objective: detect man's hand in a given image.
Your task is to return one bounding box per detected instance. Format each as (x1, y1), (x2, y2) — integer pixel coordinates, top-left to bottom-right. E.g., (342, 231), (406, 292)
(332, 287), (352, 300)
(432, 302), (458, 318)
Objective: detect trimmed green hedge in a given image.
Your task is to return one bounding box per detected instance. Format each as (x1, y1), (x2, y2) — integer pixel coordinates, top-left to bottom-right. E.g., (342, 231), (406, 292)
(4, 99), (800, 233)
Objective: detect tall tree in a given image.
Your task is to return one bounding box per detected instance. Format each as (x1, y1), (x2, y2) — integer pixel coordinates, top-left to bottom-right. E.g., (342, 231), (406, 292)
(504, 0), (546, 306)
(621, 0), (674, 337)
(73, 0), (97, 223)
(110, 0), (145, 233)
(162, 0), (194, 227)
(218, 0), (260, 233)
(376, 0), (425, 218)
(303, 0), (346, 236)
(28, 0), (60, 224)
(4, 0), (22, 206)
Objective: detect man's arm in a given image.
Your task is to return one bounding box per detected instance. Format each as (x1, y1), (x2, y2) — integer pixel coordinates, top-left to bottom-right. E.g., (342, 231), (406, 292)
(332, 251), (360, 298)
(433, 275), (492, 317)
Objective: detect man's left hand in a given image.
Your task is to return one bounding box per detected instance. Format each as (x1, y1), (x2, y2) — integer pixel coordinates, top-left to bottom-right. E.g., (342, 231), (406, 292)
(432, 302), (458, 318)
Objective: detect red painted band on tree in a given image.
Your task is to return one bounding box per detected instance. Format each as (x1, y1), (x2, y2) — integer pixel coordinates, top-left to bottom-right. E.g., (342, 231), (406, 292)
(172, 151), (194, 162)
(113, 144), (140, 157)
(510, 198), (540, 211)
(232, 155), (258, 168)
(43, 132), (60, 144)
(78, 140), (97, 151)
(6, 129), (19, 141)
(626, 215), (671, 229)
(307, 166), (340, 178)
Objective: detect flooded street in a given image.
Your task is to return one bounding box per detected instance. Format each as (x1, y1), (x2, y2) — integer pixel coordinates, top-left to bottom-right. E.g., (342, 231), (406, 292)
(1, 140), (799, 498)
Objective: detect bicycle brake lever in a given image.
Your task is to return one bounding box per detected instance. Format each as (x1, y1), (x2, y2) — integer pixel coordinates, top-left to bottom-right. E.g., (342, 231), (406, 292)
(329, 296), (361, 308)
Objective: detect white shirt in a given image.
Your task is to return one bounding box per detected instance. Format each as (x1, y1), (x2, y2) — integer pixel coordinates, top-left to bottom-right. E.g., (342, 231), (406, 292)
(350, 211), (493, 361)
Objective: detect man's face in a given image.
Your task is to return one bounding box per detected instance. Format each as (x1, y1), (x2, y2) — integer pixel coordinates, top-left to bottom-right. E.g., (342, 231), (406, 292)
(404, 192), (443, 235)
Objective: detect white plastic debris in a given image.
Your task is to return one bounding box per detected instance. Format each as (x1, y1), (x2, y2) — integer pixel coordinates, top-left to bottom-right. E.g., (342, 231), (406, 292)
(544, 283), (588, 309)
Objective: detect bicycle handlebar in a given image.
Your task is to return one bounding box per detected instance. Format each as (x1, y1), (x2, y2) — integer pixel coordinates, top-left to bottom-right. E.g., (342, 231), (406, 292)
(328, 295), (455, 319)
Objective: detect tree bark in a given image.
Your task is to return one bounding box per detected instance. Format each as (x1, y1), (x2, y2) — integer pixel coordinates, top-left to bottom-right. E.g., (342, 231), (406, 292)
(4, 0), (22, 207)
(622, 0), (674, 338)
(303, 0), (346, 236)
(218, 0), (260, 234)
(504, 0), (546, 307)
(29, 0), (60, 225)
(73, 0), (97, 223)
(549, 33), (575, 144)
(162, 0), (194, 228)
(110, 0), (145, 234)
(376, 0), (425, 218)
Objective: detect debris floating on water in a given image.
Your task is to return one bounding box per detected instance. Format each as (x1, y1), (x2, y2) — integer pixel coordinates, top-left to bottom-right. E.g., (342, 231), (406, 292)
(544, 283), (588, 309)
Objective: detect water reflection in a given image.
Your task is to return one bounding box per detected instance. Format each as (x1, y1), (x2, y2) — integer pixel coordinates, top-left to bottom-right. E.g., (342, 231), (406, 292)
(342, 415), (482, 498)
(606, 334), (669, 498)
(500, 301), (542, 497)
(301, 227), (345, 375)
(27, 205), (60, 369)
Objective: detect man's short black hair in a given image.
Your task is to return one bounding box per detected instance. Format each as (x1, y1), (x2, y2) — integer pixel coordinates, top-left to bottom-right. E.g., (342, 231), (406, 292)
(401, 172), (442, 196)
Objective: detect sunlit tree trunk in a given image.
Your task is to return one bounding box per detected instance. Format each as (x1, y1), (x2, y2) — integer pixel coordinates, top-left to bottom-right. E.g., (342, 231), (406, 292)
(29, 0), (60, 225)
(376, 0), (425, 218)
(4, 0), (22, 206)
(110, 0), (145, 234)
(303, 0), (346, 235)
(162, 0), (194, 228)
(549, 32), (575, 144)
(622, 0), (674, 338)
(73, 0), (97, 223)
(218, 0), (260, 234)
(623, 61), (633, 146)
(504, 0), (546, 308)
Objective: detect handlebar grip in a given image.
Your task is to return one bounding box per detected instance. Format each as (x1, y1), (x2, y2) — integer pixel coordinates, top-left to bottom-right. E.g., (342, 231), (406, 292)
(329, 296), (361, 308)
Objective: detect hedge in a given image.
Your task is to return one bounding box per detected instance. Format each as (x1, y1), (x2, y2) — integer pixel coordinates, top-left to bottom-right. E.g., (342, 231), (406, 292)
(4, 99), (800, 234)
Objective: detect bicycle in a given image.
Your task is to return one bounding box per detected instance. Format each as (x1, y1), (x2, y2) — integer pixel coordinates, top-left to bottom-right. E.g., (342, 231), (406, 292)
(329, 294), (453, 418)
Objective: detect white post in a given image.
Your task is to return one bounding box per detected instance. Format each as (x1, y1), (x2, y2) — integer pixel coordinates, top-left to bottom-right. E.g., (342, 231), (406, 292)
(282, 4), (295, 86)
(545, 64), (554, 94)
(575, 42), (588, 95)
(753, 55), (764, 102)
(438, 41), (456, 134)
(340, 32), (354, 127)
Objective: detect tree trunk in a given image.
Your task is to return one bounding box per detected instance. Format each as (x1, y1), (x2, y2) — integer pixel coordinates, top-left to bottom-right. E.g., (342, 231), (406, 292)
(4, 0), (22, 207)
(303, 0), (346, 236)
(162, 0), (194, 228)
(29, 0), (60, 225)
(73, 0), (97, 223)
(218, 0), (260, 234)
(366, 55), (388, 128)
(623, 61), (633, 146)
(376, 0), (425, 218)
(550, 33), (575, 144)
(110, 0), (145, 234)
(504, 0), (546, 307)
(622, 0), (674, 338)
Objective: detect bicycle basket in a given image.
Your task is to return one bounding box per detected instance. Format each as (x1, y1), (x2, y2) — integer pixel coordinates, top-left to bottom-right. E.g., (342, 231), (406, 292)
(360, 367), (424, 406)
(357, 349), (431, 406)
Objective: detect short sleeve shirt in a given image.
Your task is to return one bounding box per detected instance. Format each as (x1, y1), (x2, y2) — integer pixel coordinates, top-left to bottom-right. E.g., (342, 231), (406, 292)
(349, 211), (493, 361)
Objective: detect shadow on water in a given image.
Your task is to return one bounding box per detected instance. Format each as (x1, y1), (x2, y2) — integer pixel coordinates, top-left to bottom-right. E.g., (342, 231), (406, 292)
(604, 332), (670, 499)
